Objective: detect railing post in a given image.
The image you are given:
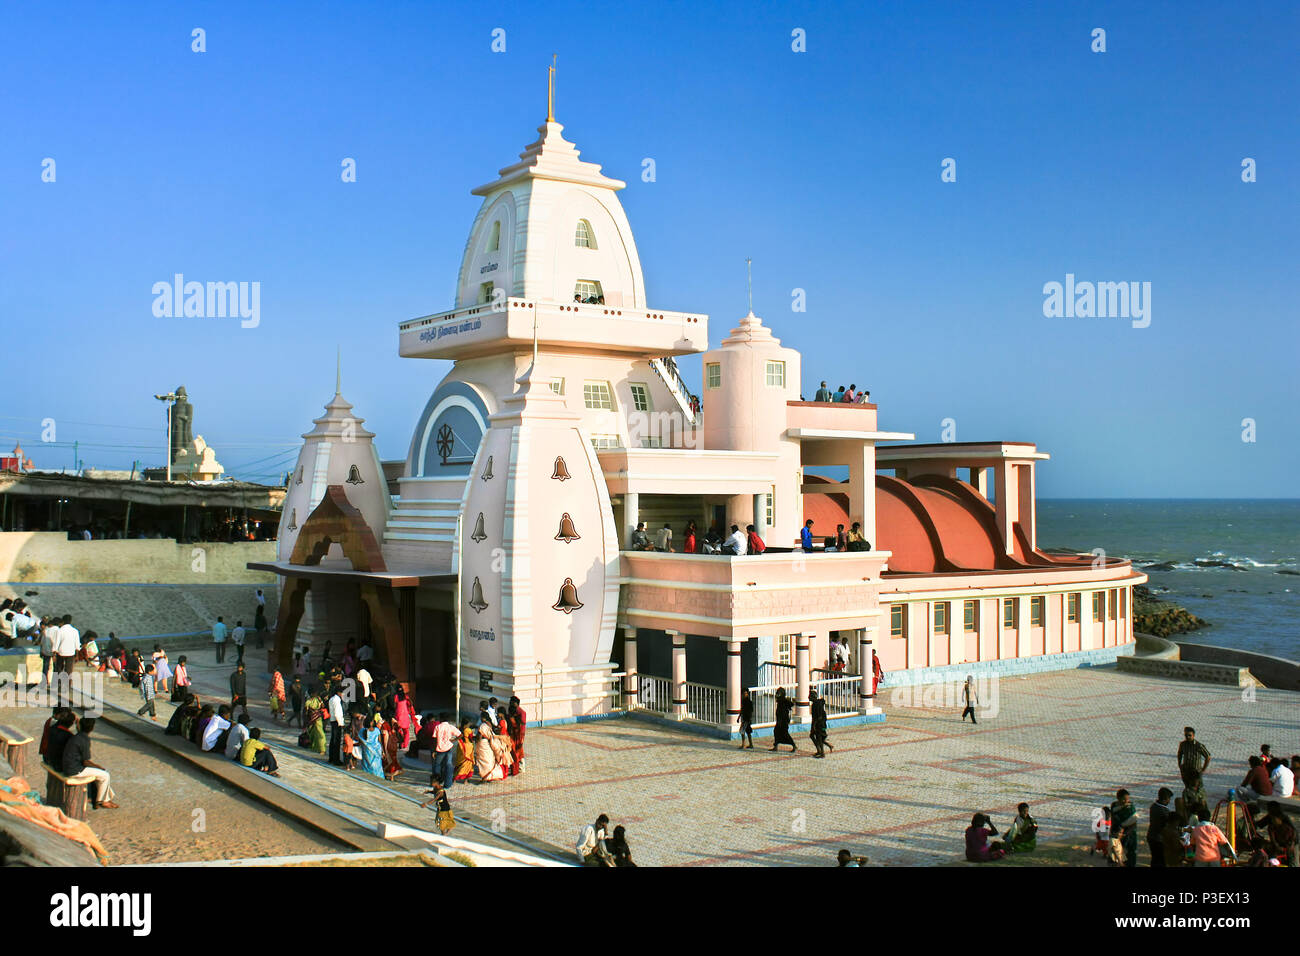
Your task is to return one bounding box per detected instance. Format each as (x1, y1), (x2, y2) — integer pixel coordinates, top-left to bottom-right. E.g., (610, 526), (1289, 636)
(725, 640), (742, 729)
(622, 625), (638, 709)
(669, 630), (687, 720)
(795, 633), (812, 724)
(859, 627), (880, 715)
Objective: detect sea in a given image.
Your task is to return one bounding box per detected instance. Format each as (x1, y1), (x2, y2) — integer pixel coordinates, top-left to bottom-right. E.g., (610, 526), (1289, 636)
(1036, 500), (1299, 662)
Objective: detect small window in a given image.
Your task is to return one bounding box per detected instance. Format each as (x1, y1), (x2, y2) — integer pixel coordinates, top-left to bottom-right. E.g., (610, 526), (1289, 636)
(574, 279), (603, 303)
(629, 383), (651, 412)
(1092, 591), (1104, 623)
(487, 220), (501, 253)
(574, 219), (596, 249)
(549, 378), (565, 395)
(583, 381), (615, 410)
(764, 491), (774, 527)
(706, 363), (721, 389)
(479, 281), (495, 304)
(765, 360), (786, 388)
(1067, 592), (1080, 623)
(589, 434), (621, 449)
(963, 600), (978, 632)
(1003, 598), (1017, 629)
(1030, 596), (1045, 627)
(890, 604), (906, 639)
(776, 634), (792, 664)
(933, 602), (948, 635)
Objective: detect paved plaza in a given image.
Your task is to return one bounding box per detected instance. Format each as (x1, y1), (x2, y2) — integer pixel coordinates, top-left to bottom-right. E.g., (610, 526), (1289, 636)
(64, 649), (1294, 866)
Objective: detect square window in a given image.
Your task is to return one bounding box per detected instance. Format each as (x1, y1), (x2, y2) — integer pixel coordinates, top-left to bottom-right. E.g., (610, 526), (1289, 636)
(764, 492), (774, 527)
(629, 383), (650, 412)
(890, 604), (906, 639)
(1067, 592), (1080, 623)
(1092, 591), (1104, 623)
(765, 360), (785, 388)
(574, 279), (603, 303)
(583, 381), (614, 410)
(549, 377), (565, 395)
(1002, 598), (1017, 629)
(706, 363), (721, 389)
(963, 600), (978, 631)
(777, 634), (791, 664)
(589, 434), (621, 449)
(933, 602), (948, 635)
(1030, 596), (1045, 627)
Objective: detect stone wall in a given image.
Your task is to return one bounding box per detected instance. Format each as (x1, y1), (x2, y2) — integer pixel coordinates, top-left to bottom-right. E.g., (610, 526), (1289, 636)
(1117, 653), (1255, 687)
(1175, 641), (1300, 691)
(0, 532), (276, 585)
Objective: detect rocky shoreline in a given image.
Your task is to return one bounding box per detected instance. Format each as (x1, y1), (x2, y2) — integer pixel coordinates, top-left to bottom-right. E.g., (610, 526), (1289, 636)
(1132, 585), (1210, 638)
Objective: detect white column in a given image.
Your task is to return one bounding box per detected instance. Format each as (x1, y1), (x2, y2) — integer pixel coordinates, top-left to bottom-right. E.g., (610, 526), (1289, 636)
(726, 640), (742, 728)
(670, 630), (686, 719)
(795, 632), (812, 724)
(622, 625), (638, 705)
(858, 627), (880, 715)
(624, 492), (640, 549)
(993, 464), (1016, 555)
(1016, 596), (1029, 657)
(752, 494), (767, 537)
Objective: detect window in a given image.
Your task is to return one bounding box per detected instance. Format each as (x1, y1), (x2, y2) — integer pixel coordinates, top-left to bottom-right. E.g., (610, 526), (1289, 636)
(1067, 592), (1080, 623)
(765, 360), (785, 388)
(1002, 598), (1017, 629)
(933, 602), (948, 635)
(890, 604), (906, 639)
(549, 377), (565, 395)
(963, 600), (978, 632)
(706, 363), (721, 389)
(776, 634), (792, 664)
(589, 434), (621, 449)
(764, 491), (774, 527)
(478, 281), (494, 304)
(1121, 588), (1128, 618)
(487, 220), (501, 252)
(574, 279), (603, 303)
(1092, 591), (1104, 623)
(1030, 596), (1045, 627)
(629, 383), (651, 412)
(574, 219), (596, 249)
(1108, 588), (1118, 620)
(583, 381), (614, 410)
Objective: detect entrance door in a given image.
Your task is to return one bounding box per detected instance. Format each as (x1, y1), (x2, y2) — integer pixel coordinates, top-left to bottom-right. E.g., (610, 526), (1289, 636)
(416, 608), (456, 711)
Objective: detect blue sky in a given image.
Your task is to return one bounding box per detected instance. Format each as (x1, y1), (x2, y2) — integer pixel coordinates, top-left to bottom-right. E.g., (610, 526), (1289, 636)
(1, 0), (1295, 496)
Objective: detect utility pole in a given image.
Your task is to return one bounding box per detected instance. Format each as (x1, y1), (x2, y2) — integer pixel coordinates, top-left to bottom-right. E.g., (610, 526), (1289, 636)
(154, 391), (177, 481)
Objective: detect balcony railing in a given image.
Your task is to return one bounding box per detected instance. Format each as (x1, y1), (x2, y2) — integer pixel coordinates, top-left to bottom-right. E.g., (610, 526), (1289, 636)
(650, 356), (699, 425)
(684, 681), (725, 724)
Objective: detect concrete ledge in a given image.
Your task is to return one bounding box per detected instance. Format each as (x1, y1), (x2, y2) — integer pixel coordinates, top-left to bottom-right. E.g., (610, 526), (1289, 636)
(1133, 631), (1180, 660)
(883, 644), (1132, 688)
(1117, 654), (1257, 687)
(1176, 642), (1300, 691)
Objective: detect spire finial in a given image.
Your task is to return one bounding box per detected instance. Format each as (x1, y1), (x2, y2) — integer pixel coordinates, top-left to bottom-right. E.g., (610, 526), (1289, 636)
(335, 347), (341, 395)
(746, 257), (753, 314)
(546, 54), (557, 122)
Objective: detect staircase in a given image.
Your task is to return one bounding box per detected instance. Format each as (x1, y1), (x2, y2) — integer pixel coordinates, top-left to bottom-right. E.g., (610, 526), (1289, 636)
(650, 357), (698, 426)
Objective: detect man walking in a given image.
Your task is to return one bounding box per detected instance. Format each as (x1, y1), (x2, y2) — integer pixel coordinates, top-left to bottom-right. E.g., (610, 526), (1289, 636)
(327, 683), (345, 765)
(432, 712), (460, 791)
(136, 663), (158, 720)
(231, 620), (247, 663)
(40, 616), (58, 686)
(960, 675), (978, 724)
(55, 614), (80, 675)
(230, 661), (248, 719)
(213, 616), (228, 663)
(1177, 726), (1211, 787)
(809, 688), (832, 758)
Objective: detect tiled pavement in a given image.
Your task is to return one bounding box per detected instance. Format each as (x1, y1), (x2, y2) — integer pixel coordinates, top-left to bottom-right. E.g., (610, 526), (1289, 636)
(84, 654), (1295, 866)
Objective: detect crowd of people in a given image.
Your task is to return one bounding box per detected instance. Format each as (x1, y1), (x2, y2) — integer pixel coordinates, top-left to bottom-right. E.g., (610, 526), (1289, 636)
(812, 381), (871, 405)
(627, 517), (872, 556)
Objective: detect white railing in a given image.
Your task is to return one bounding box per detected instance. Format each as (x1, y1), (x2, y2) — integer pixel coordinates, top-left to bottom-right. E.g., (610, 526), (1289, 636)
(650, 356), (699, 425)
(747, 682), (794, 726)
(816, 675), (860, 716)
(684, 681), (725, 724)
(637, 674), (673, 715)
(757, 661), (796, 687)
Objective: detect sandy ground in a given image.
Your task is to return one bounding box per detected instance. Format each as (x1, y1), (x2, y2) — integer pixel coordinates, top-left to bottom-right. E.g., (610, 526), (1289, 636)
(0, 703), (345, 865)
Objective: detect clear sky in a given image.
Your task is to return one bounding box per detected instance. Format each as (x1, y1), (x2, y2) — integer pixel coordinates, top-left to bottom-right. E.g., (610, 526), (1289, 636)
(1, 1), (1295, 496)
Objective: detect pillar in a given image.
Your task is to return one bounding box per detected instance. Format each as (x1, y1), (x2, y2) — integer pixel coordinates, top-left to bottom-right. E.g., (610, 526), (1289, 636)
(752, 494), (767, 538)
(726, 640), (742, 728)
(622, 625), (638, 705)
(670, 630), (686, 719)
(624, 492), (640, 549)
(795, 632), (812, 723)
(993, 463), (1017, 556)
(858, 627), (880, 715)
(974, 466), (989, 499)
(846, 442), (877, 547)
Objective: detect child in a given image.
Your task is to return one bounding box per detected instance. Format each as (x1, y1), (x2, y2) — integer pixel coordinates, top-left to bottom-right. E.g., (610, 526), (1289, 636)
(137, 663), (159, 720)
(152, 645), (172, 697)
(1091, 806), (1111, 856)
(420, 780), (455, 834)
(342, 727), (357, 770)
(269, 670), (286, 722)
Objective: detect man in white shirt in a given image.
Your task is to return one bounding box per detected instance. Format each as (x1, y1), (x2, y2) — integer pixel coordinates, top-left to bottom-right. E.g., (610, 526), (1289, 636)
(201, 706), (232, 752)
(356, 667), (373, 701)
(231, 621), (247, 662)
(40, 617), (58, 685)
(212, 616), (228, 663)
(723, 524), (748, 556)
(327, 687), (345, 765)
(225, 713), (251, 760)
(55, 615), (80, 675)
(356, 640), (374, 664)
(1271, 759), (1295, 798)
(576, 814), (614, 866)
(656, 523), (673, 552)
(255, 588), (266, 609)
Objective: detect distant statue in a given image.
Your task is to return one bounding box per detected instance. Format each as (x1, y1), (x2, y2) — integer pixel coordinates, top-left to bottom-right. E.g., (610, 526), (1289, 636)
(170, 385), (194, 460)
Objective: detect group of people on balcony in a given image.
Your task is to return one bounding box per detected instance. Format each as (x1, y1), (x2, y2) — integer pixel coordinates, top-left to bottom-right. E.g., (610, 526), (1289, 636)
(813, 381), (870, 404)
(800, 519), (871, 553)
(629, 520), (766, 555)
(573, 293), (606, 304)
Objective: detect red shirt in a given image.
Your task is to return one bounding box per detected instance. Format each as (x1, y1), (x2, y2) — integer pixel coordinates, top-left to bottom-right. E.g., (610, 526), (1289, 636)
(1242, 764), (1273, 795)
(747, 532), (766, 554)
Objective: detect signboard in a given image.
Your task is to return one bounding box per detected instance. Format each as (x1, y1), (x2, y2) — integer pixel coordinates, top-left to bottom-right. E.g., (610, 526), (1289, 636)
(478, 669), (494, 693)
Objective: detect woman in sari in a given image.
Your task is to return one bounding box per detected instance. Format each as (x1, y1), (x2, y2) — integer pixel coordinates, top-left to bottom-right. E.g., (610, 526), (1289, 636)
(770, 687), (797, 753)
(454, 719), (475, 782)
(474, 717), (506, 782)
(303, 690), (327, 755)
(359, 717), (385, 779)
(381, 718), (402, 781)
(507, 697), (527, 774)
(394, 687), (416, 749)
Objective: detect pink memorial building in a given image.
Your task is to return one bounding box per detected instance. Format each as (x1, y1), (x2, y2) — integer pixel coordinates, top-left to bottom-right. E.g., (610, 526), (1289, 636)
(255, 89), (1146, 736)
